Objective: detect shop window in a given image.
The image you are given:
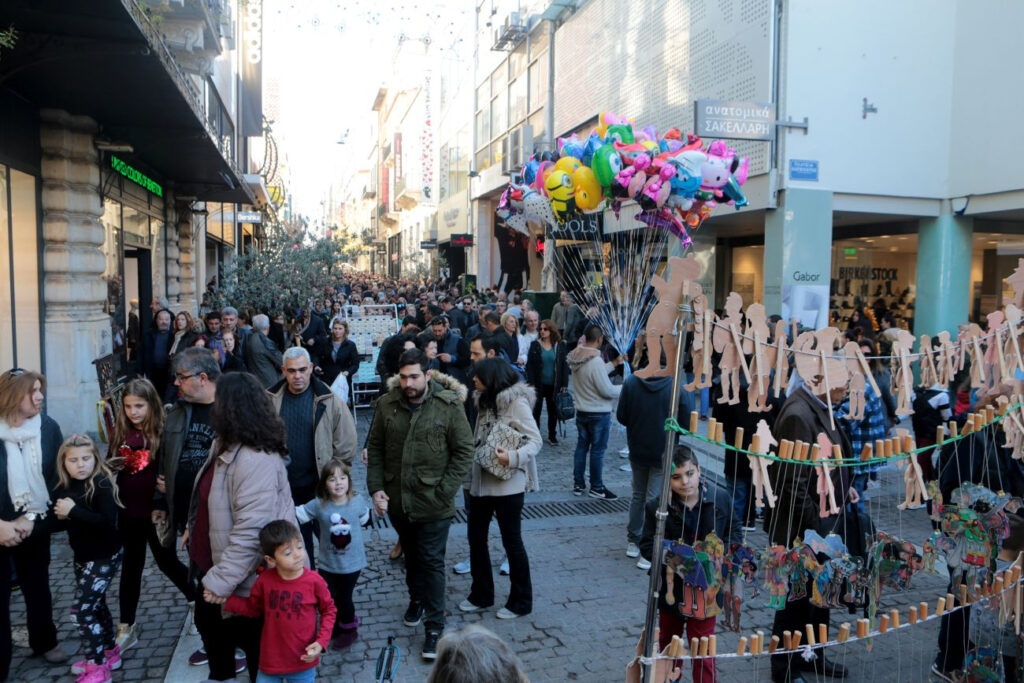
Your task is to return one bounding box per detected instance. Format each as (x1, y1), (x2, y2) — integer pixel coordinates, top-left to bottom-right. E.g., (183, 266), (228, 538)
(0, 166), (42, 371)
(509, 76), (527, 126)
(491, 88), (507, 140)
(528, 58), (547, 114)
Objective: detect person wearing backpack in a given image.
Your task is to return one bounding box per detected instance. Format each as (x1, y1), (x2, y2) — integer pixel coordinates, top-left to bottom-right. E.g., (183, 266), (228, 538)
(910, 380), (951, 514)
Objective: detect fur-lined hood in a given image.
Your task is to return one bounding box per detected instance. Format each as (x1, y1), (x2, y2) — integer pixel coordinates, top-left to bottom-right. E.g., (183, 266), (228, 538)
(474, 380), (536, 412)
(385, 369), (469, 405)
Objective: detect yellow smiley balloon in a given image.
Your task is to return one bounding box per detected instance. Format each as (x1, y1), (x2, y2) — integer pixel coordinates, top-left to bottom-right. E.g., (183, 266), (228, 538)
(572, 167), (603, 211)
(554, 156), (582, 175)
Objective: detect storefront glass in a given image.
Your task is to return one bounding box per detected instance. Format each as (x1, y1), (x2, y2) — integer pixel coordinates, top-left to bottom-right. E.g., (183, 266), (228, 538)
(0, 165), (42, 371)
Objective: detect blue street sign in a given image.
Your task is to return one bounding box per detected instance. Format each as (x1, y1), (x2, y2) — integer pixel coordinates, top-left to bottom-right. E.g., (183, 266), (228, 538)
(789, 159), (819, 181)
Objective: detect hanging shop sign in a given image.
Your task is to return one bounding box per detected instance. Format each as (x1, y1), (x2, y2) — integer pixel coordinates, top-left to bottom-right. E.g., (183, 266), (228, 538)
(236, 211), (262, 223)
(550, 212), (601, 241)
(694, 99), (774, 141)
(420, 240), (438, 249)
(110, 155), (162, 197)
(450, 233), (474, 247)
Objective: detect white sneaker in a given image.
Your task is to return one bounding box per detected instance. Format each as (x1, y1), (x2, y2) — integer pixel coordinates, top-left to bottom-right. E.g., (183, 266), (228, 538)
(619, 447), (630, 458)
(496, 607), (523, 619)
(499, 558), (510, 575)
(458, 599), (485, 613)
(626, 543), (640, 558)
(637, 557), (652, 570)
(619, 463), (632, 472)
(453, 559), (471, 574)
(115, 622), (139, 652)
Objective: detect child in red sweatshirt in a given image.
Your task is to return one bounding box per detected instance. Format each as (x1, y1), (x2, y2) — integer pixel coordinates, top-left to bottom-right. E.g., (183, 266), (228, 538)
(217, 520), (337, 682)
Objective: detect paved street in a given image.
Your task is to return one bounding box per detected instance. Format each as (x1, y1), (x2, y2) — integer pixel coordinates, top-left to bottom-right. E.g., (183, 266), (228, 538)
(8, 410), (949, 682)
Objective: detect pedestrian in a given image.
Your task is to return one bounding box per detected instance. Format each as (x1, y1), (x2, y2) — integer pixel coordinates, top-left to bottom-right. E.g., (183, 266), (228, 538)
(567, 324), (626, 499)
(53, 434), (122, 683)
(525, 319), (568, 445)
(107, 379), (191, 655)
(219, 329), (246, 373)
(221, 520), (337, 683)
(428, 316), (472, 387)
(517, 311), (540, 365)
(220, 306), (250, 360)
(639, 446), (734, 683)
(140, 308), (173, 398)
(366, 348), (474, 660)
(191, 372), (299, 682)
(500, 314), (524, 367)
(314, 317), (360, 387)
(245, 314), (284, 389)
(482, 312), (519, 363)
(168, 311), (198, 360)
(269, 347), (358, 566)
(0, 368), (67, 676)
(426, 624), (529, 683)
(459, 358), (540, 620)
(616, 370), (675, 570)
(295, 460), (368, 650)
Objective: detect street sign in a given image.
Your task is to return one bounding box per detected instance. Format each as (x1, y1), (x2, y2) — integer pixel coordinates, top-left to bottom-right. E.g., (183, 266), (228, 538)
(789, 159), (820, 181)
(236, 211), (262, 222)
(694, 99), (774, 141)
(450, 233), (474, 247)
(420, 240), (438, 249)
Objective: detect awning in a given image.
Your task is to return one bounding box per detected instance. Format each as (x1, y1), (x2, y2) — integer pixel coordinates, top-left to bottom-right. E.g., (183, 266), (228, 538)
(0, 0), (253, 203)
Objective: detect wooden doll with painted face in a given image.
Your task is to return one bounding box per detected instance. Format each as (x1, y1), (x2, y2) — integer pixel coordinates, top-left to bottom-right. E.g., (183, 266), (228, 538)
(714, 292), (746, 405)
(745, 303), (773, 413)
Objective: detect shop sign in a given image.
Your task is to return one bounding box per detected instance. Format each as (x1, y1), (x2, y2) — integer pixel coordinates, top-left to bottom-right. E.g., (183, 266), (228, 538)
(110, 155), (162, 197)
(789, 159), (819, 181)
(420, 240), (438, 249)
(836, 266), (899, 281)
(694, 99), (774, 141)
(236, 211), (262, 223)
(451, 233), (474, 247)
(550, 213), (601, 241)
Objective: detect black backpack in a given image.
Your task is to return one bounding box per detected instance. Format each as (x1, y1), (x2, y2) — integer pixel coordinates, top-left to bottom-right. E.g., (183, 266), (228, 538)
(911, 388), (946, 442)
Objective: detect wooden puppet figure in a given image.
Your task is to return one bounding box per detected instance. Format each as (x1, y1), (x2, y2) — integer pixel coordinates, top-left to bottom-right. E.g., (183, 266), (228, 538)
(793, 327), (849, 429)
(814, 433), (840, 518)
(842, 341), (867, 421)
(919, 334), (938, 388)
(745, 303), (773, 413)
(1004, 303), (1024, 375)
(748, 419), (777, 509)
(684, 292), (714, 391)
(637, 256), (700, 377)
(1006, 257), (1024, 308)
(1000, 395), (1024, 460)
(935, 330), (958, 385)
(986, 310), (1007, 390)
(772, 319), (791, 398)
(714, 292), (749, 405)
(959, 323), (987, 389)
(893, 329), (916, 416)
(897, 429), (929, 510)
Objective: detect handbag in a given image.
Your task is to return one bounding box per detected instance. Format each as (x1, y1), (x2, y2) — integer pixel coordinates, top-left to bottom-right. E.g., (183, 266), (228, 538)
(475, 421), (527, 480)
(554, 389), (576, 421)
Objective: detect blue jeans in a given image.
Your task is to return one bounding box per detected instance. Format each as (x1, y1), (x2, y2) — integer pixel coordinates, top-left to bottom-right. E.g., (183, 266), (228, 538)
(730, 478), (751, 529)
(574, 412), (611, 490)
(628, 462), (663, 543)
(257, 668), (317, 683)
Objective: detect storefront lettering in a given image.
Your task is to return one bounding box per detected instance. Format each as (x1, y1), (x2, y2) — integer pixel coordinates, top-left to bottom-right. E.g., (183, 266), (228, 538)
(836, 266), (899, 281)
(792, 271), (821, 282)
(110, 155), (162, 197)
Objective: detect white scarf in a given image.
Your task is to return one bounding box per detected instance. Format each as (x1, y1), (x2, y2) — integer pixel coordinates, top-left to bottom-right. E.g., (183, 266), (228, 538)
(0, 416), (49, 515)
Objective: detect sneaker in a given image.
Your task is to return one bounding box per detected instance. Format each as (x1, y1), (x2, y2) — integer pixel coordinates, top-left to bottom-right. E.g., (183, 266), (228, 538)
(626, 543), (640, 558)
(499, 558), (510, 575)
(453, 559), (471, 575)
(573, 485), (585, 496)
(458, 599), (485, 613)
(331, 628), (359, 650)
(71, 647), (121, 675)
(930, 663), (957, 682)
(234, 650), (247, 674)
(43, 644), (69, 664)
(403, 600), (425, 627)
(422, 630), (441, 661)
(188, 648), (208, 666)
(589, 487), (618, 500)
(619, 447), (630, 458)
(548, 435), (559, 445)
(741, 525), (757, 532)
(619, 463), (632, 472)
(905, 502), (927, 510)
(115, 622), (139, 652)
(76, 661), (111, 683)
(496, 607), (525, 619)
(637, 557), (652, 570)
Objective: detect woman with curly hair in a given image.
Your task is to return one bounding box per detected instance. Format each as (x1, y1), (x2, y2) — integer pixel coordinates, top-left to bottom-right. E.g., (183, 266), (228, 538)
(188, 372), (298, 681)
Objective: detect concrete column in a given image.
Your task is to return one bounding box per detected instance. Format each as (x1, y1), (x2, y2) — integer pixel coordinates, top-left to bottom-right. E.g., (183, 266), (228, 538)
(914, 213), (973, 338)
(763, 188), (834, 329)
(39, 109), (108, 432)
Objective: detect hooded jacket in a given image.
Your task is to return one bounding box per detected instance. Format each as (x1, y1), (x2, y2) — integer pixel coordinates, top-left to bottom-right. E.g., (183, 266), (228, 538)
(567, 345), (621, 413)
(366, 371), (475, 522)
(615, 374), (674, 467)
(268, 376), (358, 472)
(471, 382), (542, 497)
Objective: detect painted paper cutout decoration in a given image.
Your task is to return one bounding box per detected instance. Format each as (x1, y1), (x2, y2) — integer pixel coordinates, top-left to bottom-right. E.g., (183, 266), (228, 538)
(757, 545), (796, 610)
(722, 543), (759, 632)
(748, 419), (777, 509)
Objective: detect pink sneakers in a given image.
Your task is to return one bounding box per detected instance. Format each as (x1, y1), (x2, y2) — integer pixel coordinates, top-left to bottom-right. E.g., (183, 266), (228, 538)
(70, 645), (120, 675)
(75, 661), (111, 683)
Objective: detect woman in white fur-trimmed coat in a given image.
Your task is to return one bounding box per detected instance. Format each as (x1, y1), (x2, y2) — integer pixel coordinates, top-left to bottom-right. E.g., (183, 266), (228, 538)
(459, 358), (541, 619)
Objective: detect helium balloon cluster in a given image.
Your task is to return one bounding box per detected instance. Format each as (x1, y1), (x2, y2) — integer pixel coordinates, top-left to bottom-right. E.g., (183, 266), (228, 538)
(497, 111), (750, 247)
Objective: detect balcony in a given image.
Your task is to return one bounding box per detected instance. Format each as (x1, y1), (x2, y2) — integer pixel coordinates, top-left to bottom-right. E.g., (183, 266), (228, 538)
(394, 176), (421, 210)
(362, 184), (377, 200)
(382, 142), (393, 167)
(378, 202), (397, 225)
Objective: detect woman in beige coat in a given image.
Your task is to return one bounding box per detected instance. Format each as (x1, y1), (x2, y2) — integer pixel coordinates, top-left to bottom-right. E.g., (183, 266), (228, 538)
(459, 359), (541, 619)
(188, 372), (297, 681)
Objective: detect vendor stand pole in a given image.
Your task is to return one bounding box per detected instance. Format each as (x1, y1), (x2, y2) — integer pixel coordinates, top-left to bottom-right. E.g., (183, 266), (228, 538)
(642, 298), (691, 683)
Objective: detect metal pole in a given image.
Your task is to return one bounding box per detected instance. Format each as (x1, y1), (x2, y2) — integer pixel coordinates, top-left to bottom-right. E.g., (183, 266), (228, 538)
(641, 297), (691, 683)
(541, 17), (557, 292)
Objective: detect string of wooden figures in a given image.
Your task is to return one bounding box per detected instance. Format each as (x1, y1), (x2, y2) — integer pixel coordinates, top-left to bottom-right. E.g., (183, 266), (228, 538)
(641, 558), (1024, 665)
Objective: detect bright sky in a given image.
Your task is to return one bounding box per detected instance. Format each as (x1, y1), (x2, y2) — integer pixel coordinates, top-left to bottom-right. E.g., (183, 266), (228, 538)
(262, 0), (472, 218)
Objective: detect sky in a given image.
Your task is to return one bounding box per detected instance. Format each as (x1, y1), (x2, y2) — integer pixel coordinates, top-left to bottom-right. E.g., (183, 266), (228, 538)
(262, 0), (473, 218)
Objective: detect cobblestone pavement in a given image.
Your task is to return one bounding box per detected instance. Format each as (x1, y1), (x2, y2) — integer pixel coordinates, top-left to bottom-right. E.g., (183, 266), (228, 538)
(9, 407), (953, 682)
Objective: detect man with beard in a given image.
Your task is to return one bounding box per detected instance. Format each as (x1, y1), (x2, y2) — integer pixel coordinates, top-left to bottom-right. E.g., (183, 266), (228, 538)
(366, 349), (473, 661)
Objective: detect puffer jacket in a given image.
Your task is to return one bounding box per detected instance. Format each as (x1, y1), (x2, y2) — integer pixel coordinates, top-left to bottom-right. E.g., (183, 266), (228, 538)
(471, 382), (542, 497)
(366, 371), (475, 522)
(268, 377), (358, 469)
(188, 442), (298, 600)
(567, 345), (620, 412)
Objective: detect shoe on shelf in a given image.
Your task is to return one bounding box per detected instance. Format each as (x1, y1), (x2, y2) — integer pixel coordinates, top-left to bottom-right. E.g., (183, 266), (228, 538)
(626, 542), (640, 558)
(499, 558), (510, 575)
(188, 648), (208, 666)
(71, 646), (121, 675)
(453, 559), (471, 575)
(115, 622), (140, 652)
(589, 487), (618, 500)
(403, 600), (425, 627)
(75, 661), (111, 683)
(573, 485), (586, 496)
(496, 607), (525, 619)
(43, 644), (69, 664)
(422, 630), (442, 661)
(458, 599), (485, 613)
(637, 557), (652, 570)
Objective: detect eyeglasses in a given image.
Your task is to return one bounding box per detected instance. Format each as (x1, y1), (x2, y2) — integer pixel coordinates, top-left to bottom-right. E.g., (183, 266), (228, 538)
(175, 373), (197, 382)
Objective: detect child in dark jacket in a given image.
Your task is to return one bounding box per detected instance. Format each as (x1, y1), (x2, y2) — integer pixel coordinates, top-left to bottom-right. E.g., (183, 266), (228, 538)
(640, 446), (735, 683)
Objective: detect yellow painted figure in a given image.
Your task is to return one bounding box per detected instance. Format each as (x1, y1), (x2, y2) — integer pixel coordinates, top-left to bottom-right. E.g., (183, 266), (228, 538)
(545, 169), (576, 223)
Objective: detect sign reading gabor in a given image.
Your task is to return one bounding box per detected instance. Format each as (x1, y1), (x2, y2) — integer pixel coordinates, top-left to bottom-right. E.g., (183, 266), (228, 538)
(694, 99), (774, 141)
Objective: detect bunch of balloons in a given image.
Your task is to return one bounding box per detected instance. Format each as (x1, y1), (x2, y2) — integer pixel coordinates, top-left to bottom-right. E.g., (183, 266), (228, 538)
(497, 111), (750, 247)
